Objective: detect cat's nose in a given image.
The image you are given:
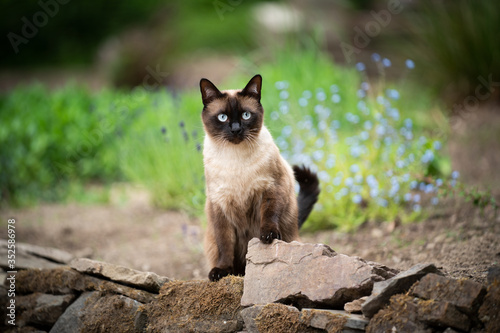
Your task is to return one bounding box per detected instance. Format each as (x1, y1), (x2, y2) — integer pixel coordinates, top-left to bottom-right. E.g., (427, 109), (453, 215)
(230, 123), (242, 134)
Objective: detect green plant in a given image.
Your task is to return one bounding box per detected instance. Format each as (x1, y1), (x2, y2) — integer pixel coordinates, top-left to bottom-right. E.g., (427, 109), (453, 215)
(408, 0), (500, 104)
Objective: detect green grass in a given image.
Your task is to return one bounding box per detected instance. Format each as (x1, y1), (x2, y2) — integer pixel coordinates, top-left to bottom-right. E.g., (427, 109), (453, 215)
(1, 47), (453, 230)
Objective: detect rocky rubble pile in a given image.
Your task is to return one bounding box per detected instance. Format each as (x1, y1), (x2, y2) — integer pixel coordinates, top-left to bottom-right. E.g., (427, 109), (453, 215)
(1, 239), (499, 332)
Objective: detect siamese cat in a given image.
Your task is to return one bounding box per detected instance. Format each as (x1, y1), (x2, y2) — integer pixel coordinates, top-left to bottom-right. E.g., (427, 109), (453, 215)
(200, 74), (320, 282)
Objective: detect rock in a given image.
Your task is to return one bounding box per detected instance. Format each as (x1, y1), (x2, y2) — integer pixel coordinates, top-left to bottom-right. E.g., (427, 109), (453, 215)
(144, 276), (244, 332)
(241, 304), (307, 333)
(240, 305), (267, 333)
(241, 238), (398, 308)
(410, 273), (486, 315)
(17, 293), (75, 327)
(50, 292), (96, 333)
(362, 263), (442, 318)
(70, 258), (170, 293)
(80, 293), (145, 332)
(253, 303), (320, 333)
(366, 294), (432, 333)
(478, 280), (500, 333)
(300, 308), (369, 332)
(486, 265), (500, 285)
(16, 267), (156, 303)
(416, 299), (470, 332)
(0, 240), (72, 270)
(344, 297), (368, 314)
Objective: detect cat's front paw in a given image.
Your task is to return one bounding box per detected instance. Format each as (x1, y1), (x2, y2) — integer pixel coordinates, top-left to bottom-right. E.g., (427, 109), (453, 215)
(208, 267), (232, 282)
(260, 227), (281, 244)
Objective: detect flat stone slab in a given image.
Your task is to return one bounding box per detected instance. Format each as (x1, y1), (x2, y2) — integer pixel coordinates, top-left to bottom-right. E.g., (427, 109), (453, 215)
(241, 238), (397, 308)
(71, 258), (170, 293)
(16, 267), (156, 303)
(17, 293), (75, 327)
(301, 308), (369, 331)
(361, 263), (442, 317)
(0, 240), (73, 270)
(411, 273), (486, 315)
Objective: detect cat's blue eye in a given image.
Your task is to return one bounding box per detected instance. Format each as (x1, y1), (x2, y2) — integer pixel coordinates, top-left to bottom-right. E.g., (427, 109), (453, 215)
(218, 114), (228, 122)
(242, 111), (251, 120)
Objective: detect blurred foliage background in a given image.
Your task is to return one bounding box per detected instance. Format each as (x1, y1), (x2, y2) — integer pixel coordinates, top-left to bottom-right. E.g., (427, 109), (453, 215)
(1, 0), (498, 230)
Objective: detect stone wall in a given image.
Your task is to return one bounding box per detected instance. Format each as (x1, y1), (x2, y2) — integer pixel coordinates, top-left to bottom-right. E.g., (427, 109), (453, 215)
(1, 239), (499, 332)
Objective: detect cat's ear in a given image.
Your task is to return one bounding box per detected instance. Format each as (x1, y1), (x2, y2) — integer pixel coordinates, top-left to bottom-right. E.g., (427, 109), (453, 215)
(241, 74), (262, 102)
(200, 78), (223, 106)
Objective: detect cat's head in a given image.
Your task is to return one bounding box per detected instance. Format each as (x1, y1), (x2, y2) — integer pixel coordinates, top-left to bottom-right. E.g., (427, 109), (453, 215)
(200, 74), (263, 145)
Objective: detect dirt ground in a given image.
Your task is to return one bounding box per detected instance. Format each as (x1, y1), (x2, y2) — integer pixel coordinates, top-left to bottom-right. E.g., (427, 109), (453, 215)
(1, 107), (499, 283)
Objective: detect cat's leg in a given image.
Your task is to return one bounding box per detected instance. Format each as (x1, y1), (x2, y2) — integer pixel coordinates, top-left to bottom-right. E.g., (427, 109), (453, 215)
(259, 190), (284, 243)
(205, 202), (236, 281)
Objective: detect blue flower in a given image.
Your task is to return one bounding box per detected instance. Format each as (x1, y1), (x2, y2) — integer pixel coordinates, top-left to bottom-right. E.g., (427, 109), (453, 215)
(331, 120), (340, 129)
(326, 156), (336, 169)
(404, 193), (412, 201)
(404, 118), (413, 128)
(386, 89), (400, 100)
(382, 58), (391, 67)
(357, 101), (368, 113)
(405, 59), (415, 69)
(319, 120), (328, 131)
(436, 178), (443, 187)
(421, 150), (434, 164)
(352, 194), (363, 204)
(413, 204), (421, 212)
(279, 90), (290, 100)
(318, 170), (330, 182)
(281, 125), (292, 137)
(350, 164), (360, 173)
(413, 194), (421, 203)
(303, 90), (313, 99)
(364, 120), (373, 130)
(279, 102), (289, 114)
(431, 197), (439, 205)
(360, 131), (369, 141)
(451, 171), (460, 179)
(315, 138), (325, 148)
(333, 176), (342, 186)
(345, 177), (354, 187)
(331, 94), (341, 103)
(271, 111), (279, 120)
(316, 90), (327, 101)
(433, 140), (442, 150)
(377, 198), (388, 207)
(161, 126), (167, 134)
(396, 160), (405, 168)
(356, 62), (366, 71)
(371, 53), (381, 62)
(410, 180), (418, 189)
(275, 81), (287, 90)
(361, 82), (370, 91)
(367, 175), (378, 188)
(330, 85), (339, 93)
(357, 89), (366, 98)
(313, 150), (324, 161)
(370, 188), (379, 198)
(298, 97), (308, 107)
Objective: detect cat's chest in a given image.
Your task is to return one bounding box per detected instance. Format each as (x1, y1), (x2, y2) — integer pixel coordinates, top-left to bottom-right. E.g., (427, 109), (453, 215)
(203, 137), (276, 210)
(205, 150), (273, 205)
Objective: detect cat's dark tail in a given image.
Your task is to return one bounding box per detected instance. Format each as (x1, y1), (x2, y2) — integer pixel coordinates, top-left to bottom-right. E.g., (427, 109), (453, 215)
(293, 165), (320, 228)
